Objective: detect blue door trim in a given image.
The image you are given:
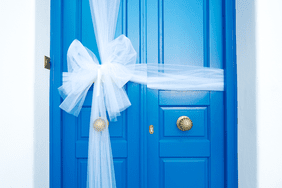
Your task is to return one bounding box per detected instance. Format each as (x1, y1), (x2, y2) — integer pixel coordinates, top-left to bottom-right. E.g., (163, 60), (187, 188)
(49, 0), (238, 187)
(50, 0), (63, 187)
(224, 0), (238, 187)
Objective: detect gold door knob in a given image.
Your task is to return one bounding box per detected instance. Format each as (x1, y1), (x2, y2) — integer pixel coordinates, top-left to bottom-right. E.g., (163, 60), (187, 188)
(93, 117), (109, 132)
(177, 116), (193, 131)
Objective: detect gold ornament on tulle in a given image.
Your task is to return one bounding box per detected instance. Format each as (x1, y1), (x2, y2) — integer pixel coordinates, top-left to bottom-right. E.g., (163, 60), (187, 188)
(93, 117), (109, 132)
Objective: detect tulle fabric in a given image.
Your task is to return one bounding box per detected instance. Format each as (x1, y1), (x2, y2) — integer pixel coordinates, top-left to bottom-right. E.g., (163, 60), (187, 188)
(58, 0), (224, 187)
(58, 39), (224, 119)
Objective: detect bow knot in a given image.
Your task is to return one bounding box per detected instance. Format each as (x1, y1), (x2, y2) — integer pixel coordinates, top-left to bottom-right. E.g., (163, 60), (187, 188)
(95, 65), (105, 97)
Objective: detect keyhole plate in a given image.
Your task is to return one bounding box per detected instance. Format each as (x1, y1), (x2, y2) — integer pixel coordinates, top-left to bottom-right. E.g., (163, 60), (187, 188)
(149, 125), (154, 134)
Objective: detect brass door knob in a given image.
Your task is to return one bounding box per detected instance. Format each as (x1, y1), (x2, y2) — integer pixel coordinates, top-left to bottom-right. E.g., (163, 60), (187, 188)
(93, 117), (109, 132)
(177, 116), (193, 131)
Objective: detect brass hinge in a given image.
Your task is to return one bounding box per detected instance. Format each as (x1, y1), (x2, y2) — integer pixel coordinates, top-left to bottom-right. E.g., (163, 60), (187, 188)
(44, 56), (50, 70)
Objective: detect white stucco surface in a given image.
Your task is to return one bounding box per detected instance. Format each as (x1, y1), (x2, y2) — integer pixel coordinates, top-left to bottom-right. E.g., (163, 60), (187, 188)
(237, 0), (257, 187)
(0, 0), (50, 187)
(1, 0), (282, 187)
(256, 0), (282, 187)
(237, 0), (282, 187)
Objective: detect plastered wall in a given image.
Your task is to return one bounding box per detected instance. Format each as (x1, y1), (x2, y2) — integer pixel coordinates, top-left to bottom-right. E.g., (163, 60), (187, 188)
(0, 0), (50, 187)
(237, 0), (282, 187)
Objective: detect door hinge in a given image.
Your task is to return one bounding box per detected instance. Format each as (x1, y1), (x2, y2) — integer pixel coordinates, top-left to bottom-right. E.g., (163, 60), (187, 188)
(44, 56), (50, 70)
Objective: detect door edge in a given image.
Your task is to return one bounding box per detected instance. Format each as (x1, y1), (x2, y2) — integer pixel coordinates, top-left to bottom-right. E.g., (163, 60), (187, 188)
(224, 0), (238, 187)
(50, 0), (63, 187)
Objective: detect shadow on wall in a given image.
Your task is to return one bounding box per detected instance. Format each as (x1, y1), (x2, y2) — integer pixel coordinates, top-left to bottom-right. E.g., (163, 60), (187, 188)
(237, 0), (257, 187)
(34, 0), (50, 187)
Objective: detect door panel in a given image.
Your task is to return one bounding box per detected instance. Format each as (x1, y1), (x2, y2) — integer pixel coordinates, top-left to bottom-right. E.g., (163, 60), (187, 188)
(147, 0), (224, 187)
(162, 158), (208, 188)
(161, 107), (207, 137)
(62, 0), (140, 188)
(164, 0), (204, 66)
(147, 91), (224, 188)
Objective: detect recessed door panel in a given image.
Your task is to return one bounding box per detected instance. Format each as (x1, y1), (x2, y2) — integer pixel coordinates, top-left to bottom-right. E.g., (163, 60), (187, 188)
(164, 0), (204, 66)
(148, 91), (224, 188)
(161, 107), (207, 137)
(162, 158), (208, 188)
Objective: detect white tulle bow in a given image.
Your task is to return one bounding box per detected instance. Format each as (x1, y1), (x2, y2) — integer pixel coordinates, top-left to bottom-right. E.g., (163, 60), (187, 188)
(58, 34), (137, 121)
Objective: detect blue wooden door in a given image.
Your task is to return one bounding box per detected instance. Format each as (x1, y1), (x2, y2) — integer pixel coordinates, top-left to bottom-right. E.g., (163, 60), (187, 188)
(146, 0), (224, 187)
(61, 0), (141, 187)
(147, 91), (223, 188)
(52, 0), (229, 187)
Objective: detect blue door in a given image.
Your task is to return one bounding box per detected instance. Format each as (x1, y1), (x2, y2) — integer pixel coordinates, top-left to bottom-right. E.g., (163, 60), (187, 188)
(146, 1), (224, 187)
(50, 0), (237, 187)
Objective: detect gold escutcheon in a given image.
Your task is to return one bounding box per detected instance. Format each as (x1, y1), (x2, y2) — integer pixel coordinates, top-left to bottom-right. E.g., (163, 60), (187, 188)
(176, 116), (193, 131)
(93, 118), (109, 132)
(149, 125), (154, 134)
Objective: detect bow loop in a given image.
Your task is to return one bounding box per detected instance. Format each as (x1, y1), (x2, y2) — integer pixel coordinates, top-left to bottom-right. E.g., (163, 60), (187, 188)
(103, 35), (137, 88)
(67, 39), (100, 71)
(58, 40), (100, 116)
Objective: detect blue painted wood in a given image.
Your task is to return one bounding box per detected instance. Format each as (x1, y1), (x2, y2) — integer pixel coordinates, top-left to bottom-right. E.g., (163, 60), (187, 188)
(210, 0), (223, 69)
(127, 0), (142, 187)
(50, 0), (238, 187)
(160, 140), (211, 157)
(61, 0), (78, 186)
(210, 92), (224, 187)
(204, 0), (210, 67)
(54, 0), (141, 187)
(224, 0), (238, 187)
(140, 0), (148, 187)
(162, 158), (208, 188)
(164, 0), (204, 66)
(50, 0), (63, 187)
(147, 89), (159, 188)
(147, 0), (225, 188)
(159, 91), (210, 106)
(161, 107), (208, 137)
(148, 91), (224, 188)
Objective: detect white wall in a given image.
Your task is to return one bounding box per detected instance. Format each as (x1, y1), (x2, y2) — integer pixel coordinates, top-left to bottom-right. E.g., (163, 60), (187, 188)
(237, 0), (257, 187)
(0, 0), (50, 187)
(256, 0), (282, 187)
(1, 0), (282, 187)
(237, 0), (282, 187)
